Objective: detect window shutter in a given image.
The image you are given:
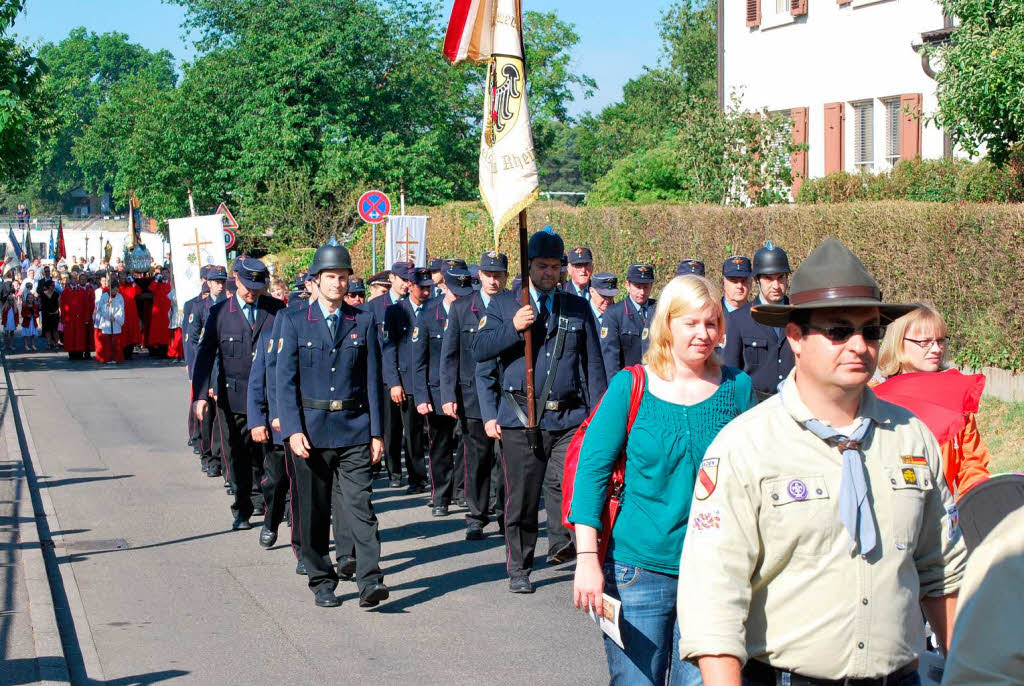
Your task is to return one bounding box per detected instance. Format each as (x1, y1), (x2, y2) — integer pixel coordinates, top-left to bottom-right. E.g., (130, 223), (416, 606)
(791, 0), (807, 16)
(899, 93), (922, 160)
(837, 0), (851, 5)
(790, 107), (809, 197)
(747, 0), (761, 27)
(824, 102), (845, 175)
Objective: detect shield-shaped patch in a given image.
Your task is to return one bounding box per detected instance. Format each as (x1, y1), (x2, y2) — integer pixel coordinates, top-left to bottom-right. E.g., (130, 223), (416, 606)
(277, 338), (284, 353)
(600, 326), (608, 339)
(267, 339), (274, 354)
(694, 458), (719, 501)
(641, 327), (649, 340)
(411, 327), (420, 342)
(188, 313), (194, 323)
(478, 316), (487, 329)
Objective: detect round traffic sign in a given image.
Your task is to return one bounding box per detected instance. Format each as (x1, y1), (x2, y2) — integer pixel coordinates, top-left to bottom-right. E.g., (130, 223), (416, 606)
(358, 190), (391, 224)
(223, 227), (237, 250)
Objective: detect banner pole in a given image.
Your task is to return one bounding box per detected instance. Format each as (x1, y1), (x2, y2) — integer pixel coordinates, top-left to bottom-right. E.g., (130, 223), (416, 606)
(517, 209), (536, 429)
(372, 223), (377, 274)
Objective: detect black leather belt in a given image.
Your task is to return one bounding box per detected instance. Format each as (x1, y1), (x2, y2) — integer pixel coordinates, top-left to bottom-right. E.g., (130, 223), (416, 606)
(742, 660), (917, 686)
(301, 398), (364, 412)
(509, 392), (578, 412)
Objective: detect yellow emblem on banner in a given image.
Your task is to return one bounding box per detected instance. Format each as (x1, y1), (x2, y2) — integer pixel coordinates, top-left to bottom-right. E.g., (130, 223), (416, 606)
(485, 56), (525, 147)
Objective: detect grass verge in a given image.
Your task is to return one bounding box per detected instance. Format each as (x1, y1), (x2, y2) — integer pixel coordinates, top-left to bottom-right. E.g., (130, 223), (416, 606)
(977, 397), (1024, 474)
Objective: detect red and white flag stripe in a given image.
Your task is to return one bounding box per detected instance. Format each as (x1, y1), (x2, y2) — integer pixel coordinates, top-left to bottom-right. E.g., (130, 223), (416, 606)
(443, 0), (495, 64)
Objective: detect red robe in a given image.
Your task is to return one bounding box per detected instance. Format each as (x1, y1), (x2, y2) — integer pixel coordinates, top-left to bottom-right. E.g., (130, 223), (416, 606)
(61, 287), (90, 353)
(168, 327), (184, 358)
(146, 281), (172, 347)
(119, 282), (142, 347)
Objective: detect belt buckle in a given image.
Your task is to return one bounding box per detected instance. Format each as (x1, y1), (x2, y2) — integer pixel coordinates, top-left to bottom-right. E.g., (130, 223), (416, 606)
(329, 400), (342, 411)
(544, 400), (558, 411)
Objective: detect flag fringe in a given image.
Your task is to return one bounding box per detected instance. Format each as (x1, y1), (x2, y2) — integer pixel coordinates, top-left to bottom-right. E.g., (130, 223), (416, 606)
(480, 185), (539, 251)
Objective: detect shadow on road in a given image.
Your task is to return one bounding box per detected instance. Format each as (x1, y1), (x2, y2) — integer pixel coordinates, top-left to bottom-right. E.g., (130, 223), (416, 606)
(36, 474), (134, 489)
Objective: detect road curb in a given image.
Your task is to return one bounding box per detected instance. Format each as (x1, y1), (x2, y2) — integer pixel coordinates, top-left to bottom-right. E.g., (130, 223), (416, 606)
(3, 353), (106, 684)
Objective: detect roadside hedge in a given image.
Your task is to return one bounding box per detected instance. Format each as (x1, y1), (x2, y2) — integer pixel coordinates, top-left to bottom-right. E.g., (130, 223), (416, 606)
(349, 200), (1024, 371)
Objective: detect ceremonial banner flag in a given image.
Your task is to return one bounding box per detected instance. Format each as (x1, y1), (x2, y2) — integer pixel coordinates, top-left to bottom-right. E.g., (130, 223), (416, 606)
(24, 229), (33, 261)
(56, 217), (66, 260)
(385, 216), (428, 267)
(445, 0), (539, 245)
(168, 214), (227, 315)
(48, 231), (55, 259)
(8, 228), (22, 261)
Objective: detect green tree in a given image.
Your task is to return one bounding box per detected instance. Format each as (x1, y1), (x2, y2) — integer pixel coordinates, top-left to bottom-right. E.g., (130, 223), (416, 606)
(932, 0), (1024, 177)
(0, 0), (47, 186)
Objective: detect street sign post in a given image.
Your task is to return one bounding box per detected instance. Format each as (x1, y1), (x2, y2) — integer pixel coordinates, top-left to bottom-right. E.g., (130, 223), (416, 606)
(216, 202), (239, 230)
(223, 227), (237, 251)
(358, 190), (391, 272)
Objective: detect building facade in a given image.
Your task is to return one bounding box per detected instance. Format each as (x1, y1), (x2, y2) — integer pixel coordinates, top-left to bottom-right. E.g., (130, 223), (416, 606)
(720, 0), (955, 195)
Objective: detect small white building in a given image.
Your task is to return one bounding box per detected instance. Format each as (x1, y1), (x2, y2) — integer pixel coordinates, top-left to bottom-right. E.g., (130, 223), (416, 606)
(719, 0), (955, 195)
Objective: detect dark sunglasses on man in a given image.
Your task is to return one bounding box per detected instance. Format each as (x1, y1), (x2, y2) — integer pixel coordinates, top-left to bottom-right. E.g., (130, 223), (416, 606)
(801, 324), (887, 343)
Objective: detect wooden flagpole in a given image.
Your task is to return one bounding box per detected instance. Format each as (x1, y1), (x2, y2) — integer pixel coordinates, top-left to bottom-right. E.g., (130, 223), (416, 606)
(517, 209), (536, 429)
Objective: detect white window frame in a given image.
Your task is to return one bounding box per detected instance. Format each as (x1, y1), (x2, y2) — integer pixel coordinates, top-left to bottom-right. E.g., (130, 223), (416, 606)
(760, 0), (796, 29)
(851, 100), (875, 174)
(851, 0), (896, 8)
(882, 97), (902, 168)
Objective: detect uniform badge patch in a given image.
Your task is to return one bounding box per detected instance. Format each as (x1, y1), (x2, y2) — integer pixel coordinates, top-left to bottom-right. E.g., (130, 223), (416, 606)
(900, 455), (927, 466)
(478, 316), (487, 329)
(641, 327), (649, 340)
(267, 339), (274, 354)
(411, 327), (420, 342)
(188, 313), (194, 323)
(946, 504), (960, 541)
(277, 338), (284, 353)
(382, 330), (389, 342)
(901, 467), (918, 485)
(444, 319), (449, 331)
(694, 458), (719, 500)
(600, 326), (608, 339)
(787, 479), (808, 501)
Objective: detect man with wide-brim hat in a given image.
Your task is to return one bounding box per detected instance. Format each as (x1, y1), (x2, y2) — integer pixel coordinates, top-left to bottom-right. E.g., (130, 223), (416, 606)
(678, 238), (966, 686)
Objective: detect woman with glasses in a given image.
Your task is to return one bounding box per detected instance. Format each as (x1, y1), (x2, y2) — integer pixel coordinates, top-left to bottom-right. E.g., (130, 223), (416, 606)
(874, 303), (990, 498)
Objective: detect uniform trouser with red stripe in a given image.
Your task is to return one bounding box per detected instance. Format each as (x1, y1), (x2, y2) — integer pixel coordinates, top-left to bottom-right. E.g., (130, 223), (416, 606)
(462, 417), (498, 525)
(284, 446), (302, 558)
(199, 399), (218, 470)
(261, 444), (289, 530)
(285, 444), (354, 563)
(385, 396), (427, 487)
(293, 444), (382, 595)
(426, 414), (458, 506)
(499, 426), (575, 578)
(219, 408), (265, 520)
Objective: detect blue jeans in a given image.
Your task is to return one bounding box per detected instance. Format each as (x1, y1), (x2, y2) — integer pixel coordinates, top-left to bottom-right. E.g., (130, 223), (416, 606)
(603, 559), (704, 686)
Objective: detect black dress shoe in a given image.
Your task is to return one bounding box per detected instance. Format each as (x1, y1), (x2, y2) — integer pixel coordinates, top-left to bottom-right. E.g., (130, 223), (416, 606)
(405, 483), (427, 495)
(231, 517), (252, 531)
(206, 467), (222, 477)
(336, 555), (357, 581)
(314, 589), (341, 608)
(466, 522), (484, 540)
(509, 576), (534, 594)
(388, 478), (402, 488)
(359, 582), (390, 608)
(259, 527), (277, 548)
(547, 540), (576, 566)
(295, 559), (307, 575)
(432, 504), (449, 517)
(226, 486), (235, 495)
(457, 495), (468, 508)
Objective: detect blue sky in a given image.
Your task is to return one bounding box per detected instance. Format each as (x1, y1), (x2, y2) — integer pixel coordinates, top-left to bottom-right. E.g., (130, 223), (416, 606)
(12, 0), (671, 118)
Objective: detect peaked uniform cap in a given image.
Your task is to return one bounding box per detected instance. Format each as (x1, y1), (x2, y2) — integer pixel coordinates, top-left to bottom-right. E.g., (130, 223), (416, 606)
(750, 238), (919, 327)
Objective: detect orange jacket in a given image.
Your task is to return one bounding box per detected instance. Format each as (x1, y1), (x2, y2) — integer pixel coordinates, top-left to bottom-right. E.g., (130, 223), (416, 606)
(942, 412), (991, 499)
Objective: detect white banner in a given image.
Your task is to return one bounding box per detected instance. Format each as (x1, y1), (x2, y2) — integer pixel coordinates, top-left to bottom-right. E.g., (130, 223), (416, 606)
(168, 214), (228, 315)
(384, 216), (428, 268)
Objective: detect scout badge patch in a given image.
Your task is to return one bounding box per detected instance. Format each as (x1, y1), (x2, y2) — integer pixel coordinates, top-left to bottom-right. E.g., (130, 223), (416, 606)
(901, 468), (918, 485)
(946, 504), (960, 541)
(900, 455), (927, 466)
(695, 458), (719, 500)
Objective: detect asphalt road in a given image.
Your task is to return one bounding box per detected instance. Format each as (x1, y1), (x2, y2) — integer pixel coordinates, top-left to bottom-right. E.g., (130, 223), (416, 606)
(8, 351), (607, 685)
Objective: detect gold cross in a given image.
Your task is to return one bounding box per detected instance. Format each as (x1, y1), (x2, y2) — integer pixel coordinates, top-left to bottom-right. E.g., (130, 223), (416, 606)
(183, 227), (213, 265)
(396, 225), (418, 264)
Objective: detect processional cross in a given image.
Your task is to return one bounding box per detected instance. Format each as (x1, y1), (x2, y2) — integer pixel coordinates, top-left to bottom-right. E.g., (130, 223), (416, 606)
(396, 225), (418, 264)
(183, 227), (213, 265)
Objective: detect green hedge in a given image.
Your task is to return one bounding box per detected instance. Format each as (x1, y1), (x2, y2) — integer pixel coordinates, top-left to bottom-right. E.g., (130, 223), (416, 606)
(797, 158), (1024, 204)
(350, 200), (1024, 371)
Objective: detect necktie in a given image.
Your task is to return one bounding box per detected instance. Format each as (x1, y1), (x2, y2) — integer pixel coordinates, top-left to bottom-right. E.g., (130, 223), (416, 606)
(538, 293), (550, 328)
(326, 313), (337, 336)
(244, 304), (254, 326)
(801, 416), (877, 555)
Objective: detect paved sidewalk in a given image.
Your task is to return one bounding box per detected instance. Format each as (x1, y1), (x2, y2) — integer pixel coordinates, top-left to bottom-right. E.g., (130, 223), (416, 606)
(6, 351), (607, 685)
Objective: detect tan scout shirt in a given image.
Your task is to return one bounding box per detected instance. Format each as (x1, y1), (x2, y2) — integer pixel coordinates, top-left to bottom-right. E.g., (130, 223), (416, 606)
(941, 505), (1024, 686)
(677, 374), (966, 680)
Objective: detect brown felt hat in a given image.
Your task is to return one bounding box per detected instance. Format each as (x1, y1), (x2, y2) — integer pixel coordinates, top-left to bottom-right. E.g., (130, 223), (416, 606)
(751, 237), (919, 327)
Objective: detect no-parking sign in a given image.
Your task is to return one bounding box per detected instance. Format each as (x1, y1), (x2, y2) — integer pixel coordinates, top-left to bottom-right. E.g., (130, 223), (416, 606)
(223, 227), (237, 250)
(358, 190), (391, 224)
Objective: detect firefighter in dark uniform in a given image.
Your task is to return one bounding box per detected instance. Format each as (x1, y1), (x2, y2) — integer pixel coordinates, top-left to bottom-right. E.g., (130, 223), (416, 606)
(188, 265), (228, 477)
(381, 265), (432, 494)
(722, 241), (794, 401)
(474, 229), (608, 593)
(183, 265), (210, 453)
(288, 273), (317, 311)
(276, 239), (389, 609)
(440, 251), (506, 539)
(562, 246), (593, 300)
(362, 262), (411, 487)
(193, 258), (285, 530)
(588, 273), (619, 346)
(600, 263), (657, 380)
(412, 267), (469, 516)
(344, 277), (366, 308)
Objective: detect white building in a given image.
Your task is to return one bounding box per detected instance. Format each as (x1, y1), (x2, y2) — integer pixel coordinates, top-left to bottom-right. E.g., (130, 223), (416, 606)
(720, 0), (955, 195)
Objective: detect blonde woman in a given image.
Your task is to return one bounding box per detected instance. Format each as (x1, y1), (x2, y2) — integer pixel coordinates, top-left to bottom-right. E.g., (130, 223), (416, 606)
(874, 304), (990, 498)
(570, 275), (755, 686)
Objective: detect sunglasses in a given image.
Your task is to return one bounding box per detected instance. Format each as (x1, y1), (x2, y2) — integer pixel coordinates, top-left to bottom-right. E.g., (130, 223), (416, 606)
(802, 324), (887, 343)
